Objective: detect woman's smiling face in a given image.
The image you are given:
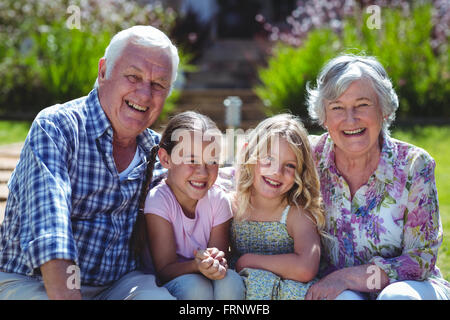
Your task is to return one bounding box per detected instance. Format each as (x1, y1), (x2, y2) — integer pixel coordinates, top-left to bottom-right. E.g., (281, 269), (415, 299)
(324, 79), (384, 157)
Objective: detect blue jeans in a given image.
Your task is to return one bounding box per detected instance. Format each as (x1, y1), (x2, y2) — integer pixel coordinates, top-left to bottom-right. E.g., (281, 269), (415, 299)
(0, 270), (175, 300)
(164, 269), (245, 300)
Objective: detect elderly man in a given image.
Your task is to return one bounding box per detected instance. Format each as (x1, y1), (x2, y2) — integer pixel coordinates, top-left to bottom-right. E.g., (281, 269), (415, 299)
(0, 26), (178, 300)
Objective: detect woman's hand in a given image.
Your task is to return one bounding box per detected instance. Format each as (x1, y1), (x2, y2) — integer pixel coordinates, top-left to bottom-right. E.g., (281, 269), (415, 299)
(305, 270), (348, 300)
(305, 264), (389, 300)
(194, 248), (227, 280)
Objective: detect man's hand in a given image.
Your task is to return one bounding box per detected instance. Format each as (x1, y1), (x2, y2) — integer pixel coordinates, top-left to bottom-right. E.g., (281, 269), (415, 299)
(40, 259), (82, 300)
(194, 248), (227, 280)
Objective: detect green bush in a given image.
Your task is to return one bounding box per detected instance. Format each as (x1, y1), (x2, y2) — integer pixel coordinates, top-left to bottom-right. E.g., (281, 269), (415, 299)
(0, 0), (184, 120)
(342, 4), (450, 119)
(255, 3), (450, 121)
(255, 28), (340, 121)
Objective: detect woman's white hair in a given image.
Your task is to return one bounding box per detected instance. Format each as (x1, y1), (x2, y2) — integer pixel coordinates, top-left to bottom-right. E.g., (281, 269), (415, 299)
(306, 54), (399, 134)
(94, 25), (179, 88)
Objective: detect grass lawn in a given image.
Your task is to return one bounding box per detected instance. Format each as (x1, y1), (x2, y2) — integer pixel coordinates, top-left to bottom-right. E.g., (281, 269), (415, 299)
(0, 120), (449, 280)
(0, 120), (31, 145)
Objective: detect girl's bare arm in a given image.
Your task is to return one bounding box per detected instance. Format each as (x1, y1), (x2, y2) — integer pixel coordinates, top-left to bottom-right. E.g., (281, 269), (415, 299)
(235, 208), (321, 282)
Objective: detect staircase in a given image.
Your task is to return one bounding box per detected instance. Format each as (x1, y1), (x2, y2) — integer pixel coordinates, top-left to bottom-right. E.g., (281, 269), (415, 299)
(184, 39), (269, 90)
(175, 88), (267, 131)
(0, 143), (21, 224)
(173, 39), (270, 130)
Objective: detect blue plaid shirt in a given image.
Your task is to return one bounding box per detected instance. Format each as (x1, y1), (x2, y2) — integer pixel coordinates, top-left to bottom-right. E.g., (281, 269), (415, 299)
(0, 89), (165, 286)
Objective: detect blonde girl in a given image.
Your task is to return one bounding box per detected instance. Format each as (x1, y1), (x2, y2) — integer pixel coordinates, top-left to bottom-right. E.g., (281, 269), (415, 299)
(136, 111), (244, 300)
(230, 113), (325, 300)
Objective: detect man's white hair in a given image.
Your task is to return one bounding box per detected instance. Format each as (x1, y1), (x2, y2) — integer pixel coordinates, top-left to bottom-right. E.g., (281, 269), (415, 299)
(94, 25), (179, 88)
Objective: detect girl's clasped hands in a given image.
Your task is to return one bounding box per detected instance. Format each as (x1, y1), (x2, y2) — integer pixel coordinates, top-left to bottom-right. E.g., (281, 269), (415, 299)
(194, 248), (228, 280)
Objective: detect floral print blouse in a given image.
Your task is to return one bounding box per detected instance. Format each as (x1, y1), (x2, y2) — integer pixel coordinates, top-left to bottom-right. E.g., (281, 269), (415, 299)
(309, 133), (449, 293)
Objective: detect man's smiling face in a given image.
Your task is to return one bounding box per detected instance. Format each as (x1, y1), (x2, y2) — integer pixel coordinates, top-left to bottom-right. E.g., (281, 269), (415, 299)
(98, 42), (173, 141)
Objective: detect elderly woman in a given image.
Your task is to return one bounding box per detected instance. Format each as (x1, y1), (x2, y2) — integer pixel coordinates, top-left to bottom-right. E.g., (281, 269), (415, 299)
(304, 54), (450, 300)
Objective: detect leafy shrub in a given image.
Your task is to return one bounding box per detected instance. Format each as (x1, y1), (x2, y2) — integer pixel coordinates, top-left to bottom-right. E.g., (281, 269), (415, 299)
(255, 1), (450, 121)
(255, 28), (340, 120)
(0, 0), (183, 120)
(341, 3), (450, 119)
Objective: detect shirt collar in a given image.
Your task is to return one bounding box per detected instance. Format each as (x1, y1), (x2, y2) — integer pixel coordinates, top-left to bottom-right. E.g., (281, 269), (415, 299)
(86, 88), (157, 155)
(137, 128), (158, 155)
(374, 132), (395, 183)
(317, 133), (336, 171)
(86, 88), (112, 140)
(319, 131), (395, 182)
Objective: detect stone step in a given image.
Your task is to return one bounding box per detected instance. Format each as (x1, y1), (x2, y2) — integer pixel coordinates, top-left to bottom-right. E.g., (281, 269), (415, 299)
(166, 112), (263, 131)
(184, 39), (270, 90)
(197, 39), (268, 63)
(177, 90), (266, 110)
(175, 89), (267, 130)
(185, 63), (262, 89)
(0, 184), (8, 202)
(178, 89), (262, 102)
(184, 72), (260, 89)
(0, 171), (12, 183)
(0, 157), (19, 170)
(177, 103), (265, 120)
(0, 144), (21, 225)
(0, 201), (5, 225)
(0, 143), (23, 158)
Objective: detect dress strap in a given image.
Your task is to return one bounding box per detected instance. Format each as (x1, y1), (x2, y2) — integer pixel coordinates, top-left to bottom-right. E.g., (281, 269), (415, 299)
(279, 205), (291, 224)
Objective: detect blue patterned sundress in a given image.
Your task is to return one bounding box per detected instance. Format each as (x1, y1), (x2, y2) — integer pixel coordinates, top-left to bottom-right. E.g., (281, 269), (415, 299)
(230, 205), (317, 300)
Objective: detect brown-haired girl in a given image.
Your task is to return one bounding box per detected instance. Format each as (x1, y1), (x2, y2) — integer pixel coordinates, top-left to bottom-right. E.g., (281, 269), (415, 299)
(137, 111), (244, 300)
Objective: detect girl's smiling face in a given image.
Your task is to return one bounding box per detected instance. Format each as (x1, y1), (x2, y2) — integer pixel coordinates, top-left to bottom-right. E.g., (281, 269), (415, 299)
(159, 133), (220, 211)
(251, 137), (298, 202)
